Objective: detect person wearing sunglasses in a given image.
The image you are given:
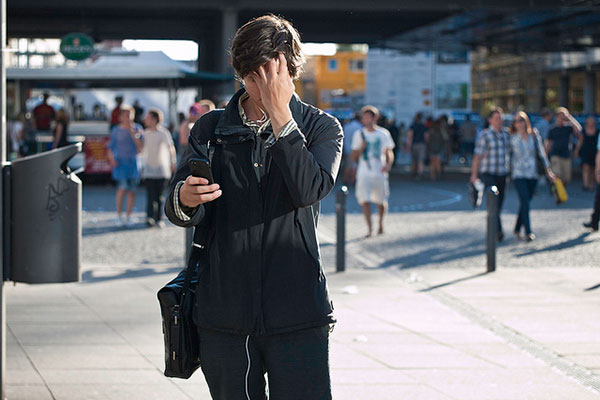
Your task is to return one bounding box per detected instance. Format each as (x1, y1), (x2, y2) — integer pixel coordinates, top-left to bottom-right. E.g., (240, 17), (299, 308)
(509, 111), (555, 241)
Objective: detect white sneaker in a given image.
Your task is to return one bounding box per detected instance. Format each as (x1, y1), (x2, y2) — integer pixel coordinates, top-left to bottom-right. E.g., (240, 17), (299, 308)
(125, 216), (134, 227)
(118, 215), (125, 227)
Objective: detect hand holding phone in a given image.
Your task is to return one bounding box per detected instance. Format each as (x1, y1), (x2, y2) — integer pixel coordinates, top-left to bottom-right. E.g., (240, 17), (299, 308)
(179, 158), (221, 208)
(189, 158), (214, 184)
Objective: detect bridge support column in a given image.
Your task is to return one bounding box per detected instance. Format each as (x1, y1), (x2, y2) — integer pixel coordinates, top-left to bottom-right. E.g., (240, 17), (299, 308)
(558, 73), (569, 108)
(535, 77), (546, 111)
(197, 8), (237, 103)
(584, 69), (596, 115)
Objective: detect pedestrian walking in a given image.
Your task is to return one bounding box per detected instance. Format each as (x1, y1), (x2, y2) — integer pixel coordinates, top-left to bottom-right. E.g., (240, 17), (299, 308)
(470, 107), (511, 242)
(133, 99), (145, 127)
(509, 111), (555, 242)
(110, 95), (124, 131)
(351, 106), (395, 237)
(32, 92), (55, 132)
(406, 112), (427, 179)
(141, 108), (176, 227)
(342, 114), (362, 185)
(52, 109), (70, 149)
(534, 108), (553, 141)
(178, 100), (214, 149)
(459, 114), (477, 163)
(165, 14), (342, 400)
(583, 138), (600, 232)
(107, 105), (144, 227)
(426, 118), (447, 181)
(544, 107), (582, 185)
(7, 112), (25, 160)
(574, 116), (599, 191)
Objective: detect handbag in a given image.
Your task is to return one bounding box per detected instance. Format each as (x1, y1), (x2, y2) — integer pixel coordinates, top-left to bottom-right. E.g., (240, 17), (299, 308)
(549, 177), (568, 205)
(157, 244), (204, 378)
(533, 132), (547, 176)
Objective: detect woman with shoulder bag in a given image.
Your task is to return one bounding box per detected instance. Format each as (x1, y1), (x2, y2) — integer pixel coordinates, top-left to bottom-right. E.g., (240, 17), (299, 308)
(510, 111), (556, 241)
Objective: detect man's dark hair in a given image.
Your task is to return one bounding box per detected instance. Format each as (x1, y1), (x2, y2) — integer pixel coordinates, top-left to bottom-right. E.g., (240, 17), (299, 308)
(231, 14), (305, 80)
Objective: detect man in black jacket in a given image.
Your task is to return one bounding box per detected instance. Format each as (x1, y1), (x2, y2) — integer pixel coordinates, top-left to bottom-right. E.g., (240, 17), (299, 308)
(165, 15), (343, 400)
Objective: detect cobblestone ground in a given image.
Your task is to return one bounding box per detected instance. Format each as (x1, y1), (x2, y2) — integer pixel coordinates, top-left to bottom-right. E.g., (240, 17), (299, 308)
(81, 176), (598, 276)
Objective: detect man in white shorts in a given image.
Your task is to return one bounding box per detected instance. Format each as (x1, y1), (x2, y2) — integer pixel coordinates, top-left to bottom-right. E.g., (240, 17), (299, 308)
(351, 106), (395, 237)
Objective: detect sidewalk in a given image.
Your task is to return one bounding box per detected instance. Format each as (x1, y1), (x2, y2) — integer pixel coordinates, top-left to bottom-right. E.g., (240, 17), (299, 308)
(5, 181), (599, 399)
(5, 244), (600, 399)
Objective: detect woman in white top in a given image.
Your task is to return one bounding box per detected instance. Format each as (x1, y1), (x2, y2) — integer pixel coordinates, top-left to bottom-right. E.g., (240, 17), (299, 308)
(509, 111), (555, 241)
(142, 108), (177, 227)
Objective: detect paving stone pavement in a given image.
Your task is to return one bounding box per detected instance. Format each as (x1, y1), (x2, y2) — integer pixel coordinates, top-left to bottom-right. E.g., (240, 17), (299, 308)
(4, 178), (600, 399)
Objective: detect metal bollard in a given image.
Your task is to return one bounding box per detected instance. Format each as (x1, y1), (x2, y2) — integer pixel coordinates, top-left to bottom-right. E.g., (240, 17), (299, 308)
(185, 227), (194, 263)
(336, 186), (348, 272)
(486, 186), (499, 272)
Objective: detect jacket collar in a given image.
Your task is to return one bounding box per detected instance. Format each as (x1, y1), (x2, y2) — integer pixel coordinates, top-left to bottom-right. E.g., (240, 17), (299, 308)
(215, 88), (303, 136)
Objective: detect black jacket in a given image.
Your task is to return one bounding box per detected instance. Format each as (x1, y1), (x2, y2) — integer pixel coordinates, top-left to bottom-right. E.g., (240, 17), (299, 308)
(165, 89), (343, 335)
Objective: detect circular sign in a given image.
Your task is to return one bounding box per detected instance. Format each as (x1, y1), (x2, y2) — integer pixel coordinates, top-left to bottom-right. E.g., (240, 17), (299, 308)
(60, 33), (95, 61)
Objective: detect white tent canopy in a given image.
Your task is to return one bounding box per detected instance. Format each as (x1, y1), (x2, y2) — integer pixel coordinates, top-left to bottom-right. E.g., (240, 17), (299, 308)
(7, 50), (198, 81)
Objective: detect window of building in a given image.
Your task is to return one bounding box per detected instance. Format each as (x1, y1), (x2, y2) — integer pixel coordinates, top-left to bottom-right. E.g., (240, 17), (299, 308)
(349, 59), (365, 71)
(328, 59), (338, 71)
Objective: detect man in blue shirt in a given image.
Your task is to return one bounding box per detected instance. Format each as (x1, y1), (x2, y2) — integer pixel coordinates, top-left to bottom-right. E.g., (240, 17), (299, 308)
(545, 107), (582, 185)
(534, 108), (552, 141)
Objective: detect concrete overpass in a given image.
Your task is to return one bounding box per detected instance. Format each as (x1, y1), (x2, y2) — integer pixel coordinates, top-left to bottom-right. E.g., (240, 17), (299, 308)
(7, 0), (600, 97)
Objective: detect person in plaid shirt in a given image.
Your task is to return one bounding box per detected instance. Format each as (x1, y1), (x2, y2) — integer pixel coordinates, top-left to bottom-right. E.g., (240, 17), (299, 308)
(470, 107), (510, 241)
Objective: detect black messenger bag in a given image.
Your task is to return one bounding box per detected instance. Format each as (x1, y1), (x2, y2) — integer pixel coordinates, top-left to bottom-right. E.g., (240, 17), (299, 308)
(157, 242), (205, 379)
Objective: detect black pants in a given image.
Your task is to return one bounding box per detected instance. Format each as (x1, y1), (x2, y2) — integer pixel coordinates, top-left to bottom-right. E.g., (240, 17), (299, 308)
(198, 326), (331, 400)
(480, 173), (507, 233)
(591, 183), (600, 228)
(145, 178), (167, 222)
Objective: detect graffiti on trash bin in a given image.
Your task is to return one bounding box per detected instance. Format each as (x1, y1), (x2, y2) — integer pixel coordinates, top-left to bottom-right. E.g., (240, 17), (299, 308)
(46, 177), (70, 221)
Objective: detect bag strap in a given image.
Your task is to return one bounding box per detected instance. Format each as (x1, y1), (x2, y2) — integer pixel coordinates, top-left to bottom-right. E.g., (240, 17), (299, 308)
(179, 245), (202, 308)
(179, 110), (224, 306)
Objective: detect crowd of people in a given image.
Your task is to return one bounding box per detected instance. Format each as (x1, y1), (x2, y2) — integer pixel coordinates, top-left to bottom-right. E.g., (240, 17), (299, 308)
(106, 96), (216, 227)
(6, 91), (220, 230)
(341, 105), (600, 240)
(8, 90), (600, 239)
(7, 92), (70, 160)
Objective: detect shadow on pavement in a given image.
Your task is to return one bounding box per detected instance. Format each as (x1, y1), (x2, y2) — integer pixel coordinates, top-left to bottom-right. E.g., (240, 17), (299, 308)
(584, 283), (600, 292)
(419, 271), (491, 292)
(515, 232), (594, 258)
(368, 239), (485, 270)
(83, 222), (155, 237)
(81, 265), (182, 283)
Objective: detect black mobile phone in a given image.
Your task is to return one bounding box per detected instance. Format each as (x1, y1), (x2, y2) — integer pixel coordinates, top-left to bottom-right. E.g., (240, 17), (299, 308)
(188, 158), (214, 184)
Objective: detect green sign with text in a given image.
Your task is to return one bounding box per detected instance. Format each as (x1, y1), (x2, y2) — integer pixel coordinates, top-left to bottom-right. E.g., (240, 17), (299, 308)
(60, 33), (95, 61)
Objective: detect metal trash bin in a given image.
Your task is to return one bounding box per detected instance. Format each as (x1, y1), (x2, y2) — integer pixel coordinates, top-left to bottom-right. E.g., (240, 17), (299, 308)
(4, 144), (82, 283)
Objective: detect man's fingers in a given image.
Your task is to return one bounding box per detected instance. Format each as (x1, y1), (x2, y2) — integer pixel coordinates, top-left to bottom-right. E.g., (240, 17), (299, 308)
(191, 183), (220, 194)
(198, 190), (222, 203)
(186, 176), (210, 186)
(278, 53), (287, 75)
(257, 65), (268, 82)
